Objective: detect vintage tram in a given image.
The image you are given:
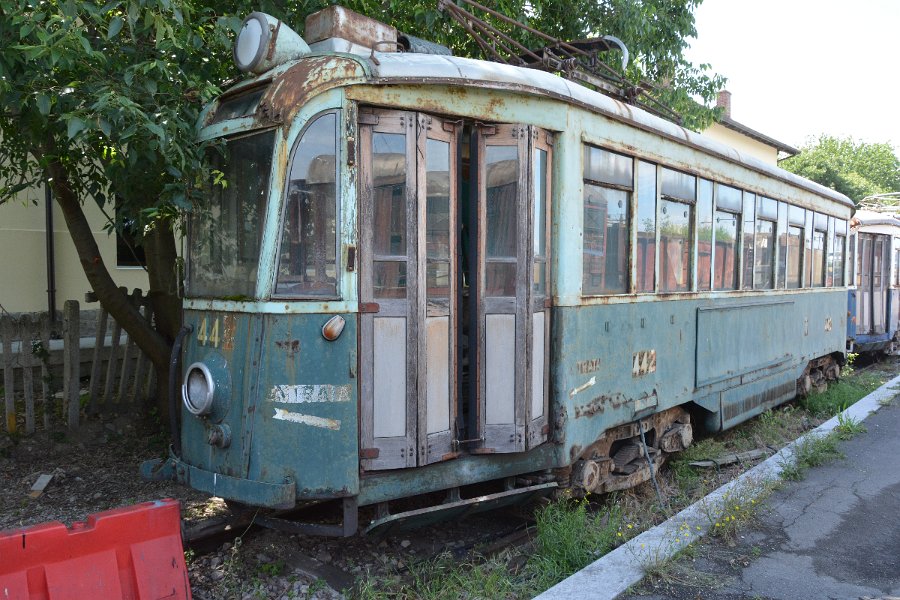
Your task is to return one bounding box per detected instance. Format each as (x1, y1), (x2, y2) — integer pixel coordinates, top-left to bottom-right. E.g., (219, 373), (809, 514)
(143, 7), (853, 535)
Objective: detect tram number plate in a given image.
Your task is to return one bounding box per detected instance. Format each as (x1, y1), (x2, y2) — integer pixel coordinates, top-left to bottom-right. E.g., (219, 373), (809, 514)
(196, 315), (236, 350)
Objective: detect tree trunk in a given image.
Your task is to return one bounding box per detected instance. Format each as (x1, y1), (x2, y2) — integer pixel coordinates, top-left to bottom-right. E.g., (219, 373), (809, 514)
(143, 221), (182, 339)
(44, 156), (171, 376)
(143, 220), (182, 418)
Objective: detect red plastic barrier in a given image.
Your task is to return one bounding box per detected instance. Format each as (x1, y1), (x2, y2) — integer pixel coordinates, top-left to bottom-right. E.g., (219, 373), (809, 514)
(0, 499), (191, 600)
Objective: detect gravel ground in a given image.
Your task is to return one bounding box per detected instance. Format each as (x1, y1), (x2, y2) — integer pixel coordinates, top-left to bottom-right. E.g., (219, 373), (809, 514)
(0, 414), (528, 599)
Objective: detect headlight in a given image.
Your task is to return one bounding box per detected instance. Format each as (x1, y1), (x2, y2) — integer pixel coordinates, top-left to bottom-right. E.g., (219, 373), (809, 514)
(182, 362), (215, 415)
(233, 12), (310, 75)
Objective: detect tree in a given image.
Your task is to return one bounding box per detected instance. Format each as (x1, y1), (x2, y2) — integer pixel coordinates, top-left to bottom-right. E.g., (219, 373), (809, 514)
(780, 135), (900, 204)
(0, 0), (236, 417)
(0, 0), (720, 420)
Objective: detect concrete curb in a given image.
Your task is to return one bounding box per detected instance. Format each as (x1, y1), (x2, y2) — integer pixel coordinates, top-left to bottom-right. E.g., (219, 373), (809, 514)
(534, 372), (900, 600)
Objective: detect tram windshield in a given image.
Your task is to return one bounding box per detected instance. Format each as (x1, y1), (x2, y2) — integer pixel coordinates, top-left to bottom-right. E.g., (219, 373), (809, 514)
(187, 130), (276, 298)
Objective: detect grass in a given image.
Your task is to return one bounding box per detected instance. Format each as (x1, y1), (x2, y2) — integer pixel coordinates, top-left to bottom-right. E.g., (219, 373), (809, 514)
(800, 371), (883, 416)
(354, 498), (623, 599)
(779, 432), (844, 481)
(834, 411), (867, 439)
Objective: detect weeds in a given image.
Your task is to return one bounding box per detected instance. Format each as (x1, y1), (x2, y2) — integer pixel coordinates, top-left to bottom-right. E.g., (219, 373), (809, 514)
(528, 498), (622, 590)
(780, 432), (844, 481)
(834, 411), (866, 439)
(355, 498), (623, 599)
(801, 373), (883, 416)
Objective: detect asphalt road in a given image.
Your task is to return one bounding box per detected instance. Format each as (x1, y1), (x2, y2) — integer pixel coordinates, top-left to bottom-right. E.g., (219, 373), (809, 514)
(621, 402), (900, 600)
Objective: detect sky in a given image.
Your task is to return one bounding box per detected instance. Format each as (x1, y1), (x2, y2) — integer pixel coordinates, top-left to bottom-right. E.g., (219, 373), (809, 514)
(684, 0), (900, 152)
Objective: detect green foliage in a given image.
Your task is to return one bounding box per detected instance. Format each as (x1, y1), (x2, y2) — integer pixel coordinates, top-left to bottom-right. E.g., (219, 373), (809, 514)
(780, 135), (900, 203)
(800, 372), (883, 417)
(834, 411), (866, 440)
(0, 0), (234, 222)
(528, 498), (622, 589)
(780, 432), (844, 481)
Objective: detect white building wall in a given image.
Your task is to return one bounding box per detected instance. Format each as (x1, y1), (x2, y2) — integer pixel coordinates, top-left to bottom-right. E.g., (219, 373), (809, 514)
(0, 185), (148, 314)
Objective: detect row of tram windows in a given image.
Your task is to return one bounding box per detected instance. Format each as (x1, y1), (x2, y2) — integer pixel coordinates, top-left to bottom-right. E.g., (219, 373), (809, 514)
(583, 145), (848, 296)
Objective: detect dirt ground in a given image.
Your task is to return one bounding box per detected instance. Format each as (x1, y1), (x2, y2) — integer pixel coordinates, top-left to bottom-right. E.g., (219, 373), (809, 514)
(0, 414), (527, 599)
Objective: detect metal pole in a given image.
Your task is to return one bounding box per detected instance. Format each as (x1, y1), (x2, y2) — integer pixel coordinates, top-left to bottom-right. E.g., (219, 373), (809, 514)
(45, 182), (57, 326)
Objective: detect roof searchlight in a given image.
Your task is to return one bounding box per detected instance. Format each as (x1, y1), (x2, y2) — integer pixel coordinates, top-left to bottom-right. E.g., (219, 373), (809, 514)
(233, 12), (310, 75)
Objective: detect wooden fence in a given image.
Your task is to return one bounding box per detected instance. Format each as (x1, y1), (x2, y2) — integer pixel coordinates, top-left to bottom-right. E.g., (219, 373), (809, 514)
(0, 289), (156, 434)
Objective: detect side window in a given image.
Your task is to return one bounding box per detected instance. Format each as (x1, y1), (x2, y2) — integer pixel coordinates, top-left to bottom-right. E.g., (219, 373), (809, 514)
(714, 183), (741, 291)
(659, 167), (694, 293)
(810, 213), (827, 287)
(834, 228), (846, 287)
(741, 192), (755, 290)
(753, 196), (777, 289)
(582, 146), (632, 295)
(895, 240), (900, 287)
(275, 112), (339, 297)
(636, 161), (657, 292)
(786, 205), (805, 289)
(697, 179), (713, 291)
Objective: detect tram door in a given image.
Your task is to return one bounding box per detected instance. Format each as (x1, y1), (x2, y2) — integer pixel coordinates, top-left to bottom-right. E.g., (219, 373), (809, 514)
(858, 233), (890, 335)
(359, 109), (458, 470)
(476, 125), (551, 453)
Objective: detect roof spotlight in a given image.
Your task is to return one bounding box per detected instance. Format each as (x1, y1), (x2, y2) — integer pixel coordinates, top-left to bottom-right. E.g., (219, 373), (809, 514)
(234, 12), (310, 75)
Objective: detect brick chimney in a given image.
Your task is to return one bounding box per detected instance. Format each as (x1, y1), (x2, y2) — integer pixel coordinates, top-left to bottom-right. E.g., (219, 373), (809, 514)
(716, 90), (732, 118)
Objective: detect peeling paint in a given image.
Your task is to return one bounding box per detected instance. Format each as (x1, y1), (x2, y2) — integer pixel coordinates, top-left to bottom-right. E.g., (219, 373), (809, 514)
(269, 384), (352, 404)
(273, 408), (342, 430)
(569, 376), (596, 398)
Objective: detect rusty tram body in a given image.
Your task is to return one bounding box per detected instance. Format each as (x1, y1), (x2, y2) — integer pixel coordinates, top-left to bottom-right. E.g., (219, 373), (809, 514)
(143, 7), (853, 535)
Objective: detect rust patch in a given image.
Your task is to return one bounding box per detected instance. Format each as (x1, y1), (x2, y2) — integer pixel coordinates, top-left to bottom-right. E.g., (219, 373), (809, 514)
(221, 314), (236, 351)
(275, 340), (301, 357)
(632, 349), (656, 377)
(574, 390), (658, 418)
(258, 56), (364, 125)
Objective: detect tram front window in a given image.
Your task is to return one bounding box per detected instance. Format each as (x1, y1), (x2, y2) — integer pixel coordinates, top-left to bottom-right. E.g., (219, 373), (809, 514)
(188, 130), (275, 298)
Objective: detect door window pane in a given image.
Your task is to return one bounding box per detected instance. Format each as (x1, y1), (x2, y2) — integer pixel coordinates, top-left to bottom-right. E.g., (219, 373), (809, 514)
(636, 161), (657, 292)
(583, 184), (628, 294)
(485, 262), (516, 296)
(485, 144), (518, 297)
(534, 148), (548, 294)
(276, 113), (339, 296)
(373, 132), (407, 256)
(426, 138), (451, 299)
(714, 210), (739, 290)
(659, 199), (691, 292)
(374, 261), (407, 298)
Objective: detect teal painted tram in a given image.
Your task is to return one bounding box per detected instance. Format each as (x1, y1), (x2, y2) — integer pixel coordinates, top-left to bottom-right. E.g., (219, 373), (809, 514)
(143, 7), (853, 535)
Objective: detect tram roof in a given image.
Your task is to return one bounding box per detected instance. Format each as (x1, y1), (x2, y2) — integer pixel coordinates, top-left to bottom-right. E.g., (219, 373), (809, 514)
(230, 49), (854, 210)
(370, 52), (853, 209)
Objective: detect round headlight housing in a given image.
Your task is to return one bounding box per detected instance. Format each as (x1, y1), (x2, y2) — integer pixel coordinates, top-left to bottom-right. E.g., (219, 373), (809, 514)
(233, 12), (310, 75)
(234, 12), (269, 74)
(182, 362), (215, 415)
